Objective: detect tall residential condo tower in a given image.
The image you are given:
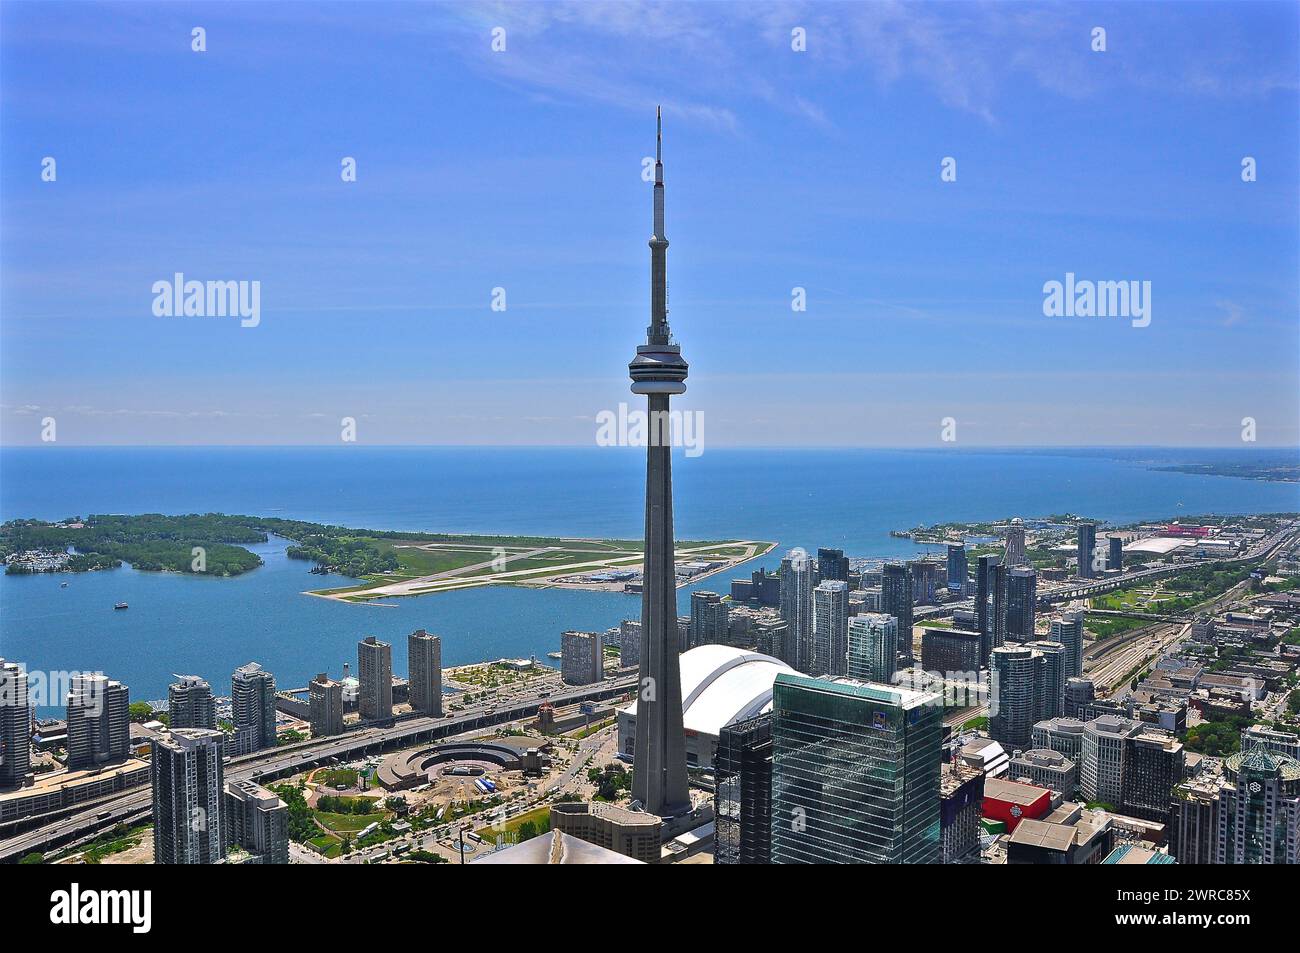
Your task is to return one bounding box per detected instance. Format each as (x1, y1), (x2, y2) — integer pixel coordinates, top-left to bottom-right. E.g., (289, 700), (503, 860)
(407, 629), (443, 717)
(779, 550), (815, 672)
(308, 672), (345, 737)
(152, 728), (226, 865)
(231, 662), (277, 754)
(224, 778), (291, 864)
(975, 554), (1000, 666)
(946, 542), (967, 594)
(881, 563), (914, 667)
(167, 674), (215, 730)
(1077, 522), (1098, 579)
(812, 579), (849, 677)
(1004, 567), (1037, 642)
(358, 636), (393, 722)
(1051, 610), (1086, 679)
(1004, 517), (1027, 566)
(0, 659), (31, 788)
(847, 612), (898, 684)
(628, 109), (690, 819)
(66, 673), (130, 770)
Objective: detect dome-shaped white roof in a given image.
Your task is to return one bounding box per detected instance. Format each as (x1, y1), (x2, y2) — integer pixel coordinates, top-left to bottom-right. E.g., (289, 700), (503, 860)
(623, 644), (796, 738)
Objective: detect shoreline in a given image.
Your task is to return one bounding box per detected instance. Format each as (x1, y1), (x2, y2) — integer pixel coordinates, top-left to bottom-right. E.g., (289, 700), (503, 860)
(304, 539), (778, 604)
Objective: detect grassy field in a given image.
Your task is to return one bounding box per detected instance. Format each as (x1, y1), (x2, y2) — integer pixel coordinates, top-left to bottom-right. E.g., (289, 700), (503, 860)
(315, 810), (387, 833)
(53, 822), (151, 864)
(308, 833), (344, 857)
(1085, 614), (1151, 639)
(314, 767), (359, 789)
(453, 662), (550, 689)
(310, 533), (773, 600)
(476, 804), (553, 844)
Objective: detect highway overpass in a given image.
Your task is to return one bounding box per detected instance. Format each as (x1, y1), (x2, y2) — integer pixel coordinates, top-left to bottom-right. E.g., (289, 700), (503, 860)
(0, 674), (637, 863)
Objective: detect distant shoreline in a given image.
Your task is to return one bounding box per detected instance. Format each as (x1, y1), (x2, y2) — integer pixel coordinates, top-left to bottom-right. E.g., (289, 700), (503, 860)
(1150, 463), (1300, 484)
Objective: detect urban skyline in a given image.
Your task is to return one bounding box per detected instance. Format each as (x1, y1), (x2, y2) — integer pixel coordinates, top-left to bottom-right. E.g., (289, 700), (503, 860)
(1, 0), (1299, 904)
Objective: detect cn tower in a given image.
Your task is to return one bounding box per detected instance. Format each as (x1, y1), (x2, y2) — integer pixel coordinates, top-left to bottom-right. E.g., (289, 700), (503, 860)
(629, 108), (690, 818)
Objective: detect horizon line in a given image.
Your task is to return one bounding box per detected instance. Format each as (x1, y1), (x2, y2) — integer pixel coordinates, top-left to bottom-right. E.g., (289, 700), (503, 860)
(1, 443), (1298, 452)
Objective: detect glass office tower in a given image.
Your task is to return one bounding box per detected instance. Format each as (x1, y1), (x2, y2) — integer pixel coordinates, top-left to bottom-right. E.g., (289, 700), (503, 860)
(714, 713), (774, 865)
(770, 674), (942, 864)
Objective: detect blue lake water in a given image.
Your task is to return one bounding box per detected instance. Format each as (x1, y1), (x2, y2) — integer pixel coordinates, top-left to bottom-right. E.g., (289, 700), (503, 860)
(2, 446), (1297, 713)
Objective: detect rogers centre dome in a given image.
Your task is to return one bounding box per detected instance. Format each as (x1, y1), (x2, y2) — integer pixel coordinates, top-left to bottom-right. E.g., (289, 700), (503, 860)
(617, 645), (796, 771)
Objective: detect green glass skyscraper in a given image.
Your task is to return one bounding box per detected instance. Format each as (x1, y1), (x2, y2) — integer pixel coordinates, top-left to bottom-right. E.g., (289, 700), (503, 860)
(770, 674), (942, 864)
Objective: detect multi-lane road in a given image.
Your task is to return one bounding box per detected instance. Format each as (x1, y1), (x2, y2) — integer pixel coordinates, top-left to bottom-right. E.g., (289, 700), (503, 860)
(0, 674), (637, 863)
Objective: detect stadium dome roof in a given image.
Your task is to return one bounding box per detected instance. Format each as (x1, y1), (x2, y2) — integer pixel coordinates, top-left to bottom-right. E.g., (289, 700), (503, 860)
(622, 644), (796, 737)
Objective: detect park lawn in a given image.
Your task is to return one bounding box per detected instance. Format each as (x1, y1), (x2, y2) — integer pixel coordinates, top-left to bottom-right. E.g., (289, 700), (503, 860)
(1094, 588), (1152, 610)
(314, 767), (358, 789)
(316, 811), (387, 834)
(476, 804), (553, 844)
(309, 833), (343, 857)
(1085, 615), (1150, 639)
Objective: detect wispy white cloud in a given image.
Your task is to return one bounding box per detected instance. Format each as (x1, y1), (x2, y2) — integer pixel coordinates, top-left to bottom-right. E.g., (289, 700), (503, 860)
(431, 0), (1297, 128)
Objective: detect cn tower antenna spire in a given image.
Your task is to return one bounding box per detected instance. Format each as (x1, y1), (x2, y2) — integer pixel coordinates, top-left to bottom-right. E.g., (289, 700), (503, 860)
(648, 106), (668, 341)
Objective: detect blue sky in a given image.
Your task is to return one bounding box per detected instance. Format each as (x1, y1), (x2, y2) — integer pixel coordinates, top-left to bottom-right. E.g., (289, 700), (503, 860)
(1, 1), (1297, 447)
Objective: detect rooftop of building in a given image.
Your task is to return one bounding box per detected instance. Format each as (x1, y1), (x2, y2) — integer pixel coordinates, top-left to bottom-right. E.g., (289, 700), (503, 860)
(984, 777), (1051, 806)
(919, 625), (982, 638)
(940, 761), (984, 796)
(225, 777), (285, 808)
(850, 612), (896, 626)
(1007, 818), (1075, 853)
(1243, 725), (1300, 741)
(552, 801), (662, 828)
(474, 829), (644, 865)
(0, 758), (149, 802)
(1011, 748), (1074, 769)
(1036, 716), (1087, 734)
(1103, 844), (1176, 865)
(1225, 745), (1300, 782)
(159, 727), (225, 750)
(619, 645), (796, 737)
(1088, 714), (1141, 736)
(775, 671), (941, 711)
(961, 737), (1007, 762)
(1131, 731), (1184, 753)
(170, 674), (209, 687)
(991, 644), (1037, 658)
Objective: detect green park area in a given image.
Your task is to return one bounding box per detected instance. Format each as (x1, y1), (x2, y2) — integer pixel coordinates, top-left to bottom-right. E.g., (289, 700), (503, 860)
(1094, 562), (1294, 617)
(1083, 614), (1150, 640)
(0, 512), (768, 600)
(476, 804), (553, 845)
(276, 775), (514, 858)
(275, 782), (390, 858)
(452, 661), (550, 690)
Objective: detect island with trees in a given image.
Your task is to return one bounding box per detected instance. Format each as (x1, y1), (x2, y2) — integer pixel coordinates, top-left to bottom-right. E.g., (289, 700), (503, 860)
(0, 513), (770, 601)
